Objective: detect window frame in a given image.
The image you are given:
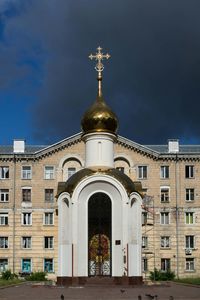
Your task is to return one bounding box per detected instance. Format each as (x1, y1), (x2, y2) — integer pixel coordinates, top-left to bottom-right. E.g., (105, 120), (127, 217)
(44, 166), (55, 180)
(44, 258), (54, 273)
(44, 189), (54, 203)
(0, 258), (8, 272)
(0, 189), (9, 202)
(185, 258), (195, 271)
(44, 236), (54, 249)
(160, 212), (170, 225)
(21, 212), (32, 226)
(21, 258), (32, 273)
(67, 167), (76, 178)
(0, 237), (8, 249)
(160, 166), (169, 179)
(161, 258), (171, 272)
(185, 165), (194, 179)
(142, 236), (148, 248)
(142, 258), (148, 272)
(0, 166), (9, 179)
(142, 211), (148, 225)
(138, 165), (148, 179)
(21, 236), (32, 249)
(160, 236), (170, 248)
(185, 235), (195, 249)
(185, 212), (194, 225)
(186, 188), (195, 202)
(0, 213), (8, 225)
(22, 187), (32, 202)
(44, 212), (54, 225)
(21, 166), (32, 180)
(160, 186), (170, 203)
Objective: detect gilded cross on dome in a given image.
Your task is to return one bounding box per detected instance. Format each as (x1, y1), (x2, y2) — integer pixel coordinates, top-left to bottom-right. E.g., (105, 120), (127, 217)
(89, 46), (110, 96)
(89, 46), (110, 78)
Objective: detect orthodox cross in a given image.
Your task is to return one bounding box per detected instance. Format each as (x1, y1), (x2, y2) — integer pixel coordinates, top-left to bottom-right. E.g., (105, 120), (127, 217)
(89, 46), (110, 96)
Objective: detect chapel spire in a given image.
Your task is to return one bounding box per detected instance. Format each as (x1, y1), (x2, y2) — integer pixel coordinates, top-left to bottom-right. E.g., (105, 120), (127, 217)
(81, 46), (118, 136)
(88, 46), (110, 97)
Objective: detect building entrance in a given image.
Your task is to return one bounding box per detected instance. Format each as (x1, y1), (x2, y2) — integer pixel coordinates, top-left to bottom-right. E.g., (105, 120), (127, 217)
(88, 193), (111, 276)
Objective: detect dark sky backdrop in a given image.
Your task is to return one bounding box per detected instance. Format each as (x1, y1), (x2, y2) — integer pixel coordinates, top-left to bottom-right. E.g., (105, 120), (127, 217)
(1, 0), (200, 145)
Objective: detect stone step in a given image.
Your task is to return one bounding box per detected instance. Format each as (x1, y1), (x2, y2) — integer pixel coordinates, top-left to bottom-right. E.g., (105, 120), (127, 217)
(85, 277), (114, 286)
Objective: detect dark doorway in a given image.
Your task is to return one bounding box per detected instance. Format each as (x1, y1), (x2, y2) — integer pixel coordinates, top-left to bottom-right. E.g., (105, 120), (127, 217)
(88, 193), (112, 276)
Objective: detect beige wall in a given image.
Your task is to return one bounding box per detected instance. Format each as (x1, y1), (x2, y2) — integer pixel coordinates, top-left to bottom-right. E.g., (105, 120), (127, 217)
(0, 138), (200, 278)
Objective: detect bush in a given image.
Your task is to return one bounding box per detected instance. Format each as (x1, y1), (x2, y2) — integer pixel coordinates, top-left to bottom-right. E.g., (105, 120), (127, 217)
(1, 270), (18, 280)
(26, 271), (47, 281)
(149, 268), (175, 281)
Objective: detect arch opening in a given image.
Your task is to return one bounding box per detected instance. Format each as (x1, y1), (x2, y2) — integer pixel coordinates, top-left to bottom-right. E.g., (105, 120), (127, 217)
(88, 192), (112, 277)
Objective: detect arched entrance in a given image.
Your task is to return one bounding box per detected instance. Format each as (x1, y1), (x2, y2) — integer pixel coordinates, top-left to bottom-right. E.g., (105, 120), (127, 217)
(88, 192), (112, 276)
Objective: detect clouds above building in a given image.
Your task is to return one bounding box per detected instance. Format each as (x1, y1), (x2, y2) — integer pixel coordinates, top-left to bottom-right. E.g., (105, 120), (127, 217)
(1, 0), (200, 144)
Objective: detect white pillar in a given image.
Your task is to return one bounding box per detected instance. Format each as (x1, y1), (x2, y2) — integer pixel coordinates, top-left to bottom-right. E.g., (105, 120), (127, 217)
(128, 193), (142, 277)
(58, 195), (72, 277)
(82, 132), (116, 168)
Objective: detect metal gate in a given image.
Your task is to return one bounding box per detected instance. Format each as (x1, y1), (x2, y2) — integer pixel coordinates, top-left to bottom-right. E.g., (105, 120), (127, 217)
(89, 233), (111, 276)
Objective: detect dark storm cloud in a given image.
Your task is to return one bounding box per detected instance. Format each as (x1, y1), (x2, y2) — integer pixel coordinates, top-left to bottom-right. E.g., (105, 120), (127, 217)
(2, 0), (200, 144)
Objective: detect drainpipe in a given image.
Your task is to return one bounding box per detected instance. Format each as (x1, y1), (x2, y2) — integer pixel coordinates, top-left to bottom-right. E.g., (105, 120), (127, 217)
(175, 154), (179, 278)
(12, 154), (16, 273)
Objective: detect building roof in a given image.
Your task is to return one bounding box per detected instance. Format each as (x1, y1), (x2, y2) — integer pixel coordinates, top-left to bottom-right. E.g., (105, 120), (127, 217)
(1, 133), (200, 158)
(146, 145), (200, 154)
(57, 167), (143, 197)
(0, 145), (46, 155)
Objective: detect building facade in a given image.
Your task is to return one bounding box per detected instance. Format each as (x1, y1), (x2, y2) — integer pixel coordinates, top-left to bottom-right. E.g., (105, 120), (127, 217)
(1, 135), (200, 280)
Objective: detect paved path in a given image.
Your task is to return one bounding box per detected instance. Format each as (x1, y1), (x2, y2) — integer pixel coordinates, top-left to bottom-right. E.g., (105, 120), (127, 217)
(0, 282), (200, 300)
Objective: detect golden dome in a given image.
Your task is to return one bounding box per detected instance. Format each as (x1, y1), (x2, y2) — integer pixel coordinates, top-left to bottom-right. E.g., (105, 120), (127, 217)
(81, 95), (118, 135)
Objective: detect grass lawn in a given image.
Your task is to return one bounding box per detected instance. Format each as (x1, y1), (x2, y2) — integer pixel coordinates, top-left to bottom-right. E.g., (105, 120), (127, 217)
(174, 278), (200, 285)
(0, 278), (25, 287)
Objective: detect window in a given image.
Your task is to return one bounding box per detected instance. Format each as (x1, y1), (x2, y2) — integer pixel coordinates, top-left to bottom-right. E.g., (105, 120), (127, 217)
(22, 188), (31, 202)
(22, 213), (32, 225)
(185, 212), (194, 224)
(160, 187), (170, 203)
(44, 236), (53, 249)
(21, 166), (32, 179)
(142, 212), (148, 225)
(185, 236), (194, 249)
(0, 189), (9, 202)
(185, 258), (194, 271)
(0, 237), (8, 248)
(45, 189), (54, 202)
(142, 236), (148, 248)
(0, 167), (9, 179)
(161, 258), (170, 272)
(161, 236), (170, 248)
(44, 166), (54, 179)
(116, 167), (124, 173)
(160, 212), (170, 225)
(0, 259), (8, 272)
(142, 258), (148, 272)
(44, 258), (53, 272)
(185, 165), (194, 178)
(44, 212), (53, 225)
(160, 166), (169, 179)
(186, 189), (194, 201)
(0, 213), (8, 225)
(21, 258), (31, 273)
(138, 166), (147, 179)
(22, 237), (31, 249)
(67, 167), (76, 178)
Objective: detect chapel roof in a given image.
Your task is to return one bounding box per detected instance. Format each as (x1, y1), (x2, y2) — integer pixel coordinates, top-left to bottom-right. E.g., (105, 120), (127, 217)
(57, 167), (143, 198)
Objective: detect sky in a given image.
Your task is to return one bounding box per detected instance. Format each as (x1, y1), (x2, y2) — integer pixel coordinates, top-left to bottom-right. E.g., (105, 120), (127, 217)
(1, 0), (200, 145)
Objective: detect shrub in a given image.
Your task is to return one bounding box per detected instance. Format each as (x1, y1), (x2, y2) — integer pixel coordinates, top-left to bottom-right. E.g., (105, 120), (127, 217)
(1, 270), (18, 280)
(26, 271), (47, 281)
(149, 268), (175, 281)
